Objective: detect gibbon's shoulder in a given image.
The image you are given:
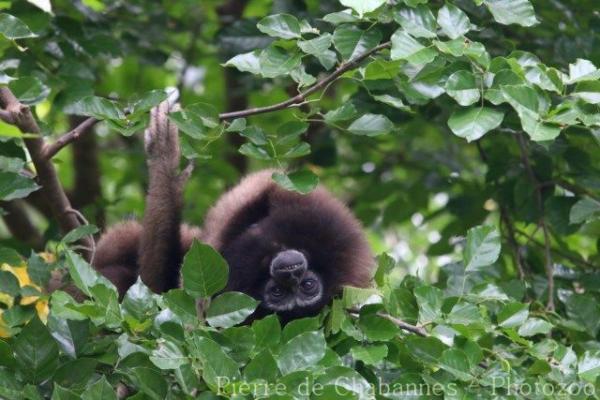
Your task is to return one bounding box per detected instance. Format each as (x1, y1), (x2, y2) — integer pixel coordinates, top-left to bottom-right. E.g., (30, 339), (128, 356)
(201, 169), (369, 254)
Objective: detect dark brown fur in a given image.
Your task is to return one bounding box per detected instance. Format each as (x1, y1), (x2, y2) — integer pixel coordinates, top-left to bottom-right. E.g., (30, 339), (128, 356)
(93, 103), (374, 319)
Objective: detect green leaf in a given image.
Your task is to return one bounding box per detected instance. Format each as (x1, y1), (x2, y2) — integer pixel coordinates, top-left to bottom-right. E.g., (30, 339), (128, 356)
(444, 70), (480, 106)
(570, 198), (600, 224)
(283, 142), (311, 158)
(225, 118), (246, 132)
(464, 225), (501, 271)
(440, 349), (472, 380)
(65, 250), (117, 297)
(359, 314), (400, 340)
(573, 81), (600, 104)
(9, 77), (50, 105)
(484, 0), (538, 27)
(324, 103), (358, 123)
(372, 94), (409, 111)
(272, 170), (319, 194)
(437, 3), (471, 39)
(70, 96), (125, 120)
(122, 278), (156, 321)
(277, 331), (327, 375)
(298, 33), (337, 70)
(13, 316), (59, 384)
(0, 171), (40, 201)
(0, 13), (37, 39)
(497, 302), (529, 328)
(253, 314), (281, 349)
(350, 344), (388, 365)
(150, 340), (186, 370)
(53, 358), (97, 389)
(567, 59), (600, 84)
(27, 252), (51, 287)
(415, 285), (444, 324)
(347, 114), (393, 136)
(206, 292), (259, 328)
(188, 335), (240, 388)
(339, 0), (387, 18)
(447, 107), (504, 142)
(164, 289), (198, 323)
(333, 25), (382, 61)
(259, 46), (302, 78)
(390, 29), (437, 65)
(394, 6), (437, 38)
(81, 376), (117, 400)
(239, 142), (271, 160)
(323, 11), (360, 25)
(62, 225), (99, 244)
(0, 270), (20, 296)
(181, 241), (229, 298)
(405, 336), (447, 364)
(239, 126), (268, 145)
(244, 349), (279, 381)
(566, 294), (600, 337)
(224, 50), (262, 75)
(518, 318), (552, 337)
(257, 14), (301, 40)
(579, 351), (600, 383)
(130, 90), (169, 115)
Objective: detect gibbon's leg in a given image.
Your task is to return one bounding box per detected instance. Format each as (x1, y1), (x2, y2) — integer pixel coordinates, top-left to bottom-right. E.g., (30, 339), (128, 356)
(92, 221), (143, 297)
(138, 101), (193, 293)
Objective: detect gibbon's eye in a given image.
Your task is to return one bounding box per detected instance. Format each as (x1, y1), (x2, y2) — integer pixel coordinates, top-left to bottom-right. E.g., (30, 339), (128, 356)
(270, 285), (284, 298)
(300, 279), (317, 293)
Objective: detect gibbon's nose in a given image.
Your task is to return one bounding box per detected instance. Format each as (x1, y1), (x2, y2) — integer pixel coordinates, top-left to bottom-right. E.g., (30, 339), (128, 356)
(270, 250), (307, 286)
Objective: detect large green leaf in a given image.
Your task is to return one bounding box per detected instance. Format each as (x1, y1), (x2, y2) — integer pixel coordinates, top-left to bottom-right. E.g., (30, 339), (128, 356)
(272, 170), (319, 194)
(390, 29), (437, 65)
(333, 25), (382, 61)
(277, 331), (327, 375)
(181, 241), (229, 298)
(437, 3), (471, 39)
(259, 46), (302, 77)
(257, 14), (301, 40)
(13, 316), (59, 384)
(339, 0), (387, 18)
(445, 70), (480, 106)
(0, 13), (36, 39)
(394, 6), (437, 38)
(347, 114), (393, 136)
(484, 0), (538, 27)
(206, 292), (259, 328)
(0, 171), (40, 201)
(447, 107), (504, 141)
(464, 225), (501, 272)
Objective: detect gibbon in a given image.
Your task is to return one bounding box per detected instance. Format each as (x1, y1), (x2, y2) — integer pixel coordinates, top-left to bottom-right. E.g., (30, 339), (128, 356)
(93, 102), (374, 321)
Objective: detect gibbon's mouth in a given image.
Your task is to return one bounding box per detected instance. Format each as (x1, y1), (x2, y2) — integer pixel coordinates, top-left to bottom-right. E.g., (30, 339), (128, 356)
(269, 249), (308, 286)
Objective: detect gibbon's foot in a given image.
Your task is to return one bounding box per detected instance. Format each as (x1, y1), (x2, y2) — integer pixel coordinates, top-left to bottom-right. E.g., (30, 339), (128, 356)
(144, 100), (181, 173)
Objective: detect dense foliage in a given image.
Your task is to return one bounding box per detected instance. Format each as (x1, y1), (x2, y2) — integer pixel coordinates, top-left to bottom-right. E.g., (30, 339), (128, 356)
(1, 0), (600, 398)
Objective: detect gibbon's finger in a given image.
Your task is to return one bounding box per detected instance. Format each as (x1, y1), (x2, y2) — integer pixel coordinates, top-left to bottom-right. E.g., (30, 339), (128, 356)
(178, 161), (194, 186)
(157, 101), (170, 142)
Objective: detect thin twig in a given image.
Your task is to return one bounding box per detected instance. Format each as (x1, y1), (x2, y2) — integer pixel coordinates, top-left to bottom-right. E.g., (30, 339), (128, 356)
(218, 42), (391, 120)
(42, 117), (99, 160)
(515, 133), (554, 310)
(348, 309), (427, 336)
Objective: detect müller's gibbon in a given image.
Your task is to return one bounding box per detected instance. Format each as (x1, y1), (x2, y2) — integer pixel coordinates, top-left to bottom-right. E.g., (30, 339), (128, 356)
(93, 102), (374, 321)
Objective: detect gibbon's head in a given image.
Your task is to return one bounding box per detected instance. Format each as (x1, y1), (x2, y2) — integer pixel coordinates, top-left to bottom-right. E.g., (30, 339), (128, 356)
(202, 170), (374, 322)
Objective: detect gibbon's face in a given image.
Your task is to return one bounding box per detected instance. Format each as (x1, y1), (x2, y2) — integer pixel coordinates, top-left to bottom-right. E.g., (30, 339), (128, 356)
(221, 206), (341, 321)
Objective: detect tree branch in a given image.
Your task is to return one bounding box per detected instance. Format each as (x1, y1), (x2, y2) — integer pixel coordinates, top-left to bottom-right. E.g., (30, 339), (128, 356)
(0, 87), (92, 259)
(41, 117), (99, 160)
(500, 206), (526, 280)
(218, 42), (391, 120)
(0, 109), (14, 124)
(516, 133), (554, 310)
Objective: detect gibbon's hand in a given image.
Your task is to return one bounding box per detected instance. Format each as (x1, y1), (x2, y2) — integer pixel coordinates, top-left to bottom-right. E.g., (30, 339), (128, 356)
(144, 100), (193, 186)
(144, 100), (180, 172)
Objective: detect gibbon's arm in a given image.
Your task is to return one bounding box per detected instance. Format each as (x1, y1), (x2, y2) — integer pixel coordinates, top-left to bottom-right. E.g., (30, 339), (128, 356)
(138, 101), (192, 293)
